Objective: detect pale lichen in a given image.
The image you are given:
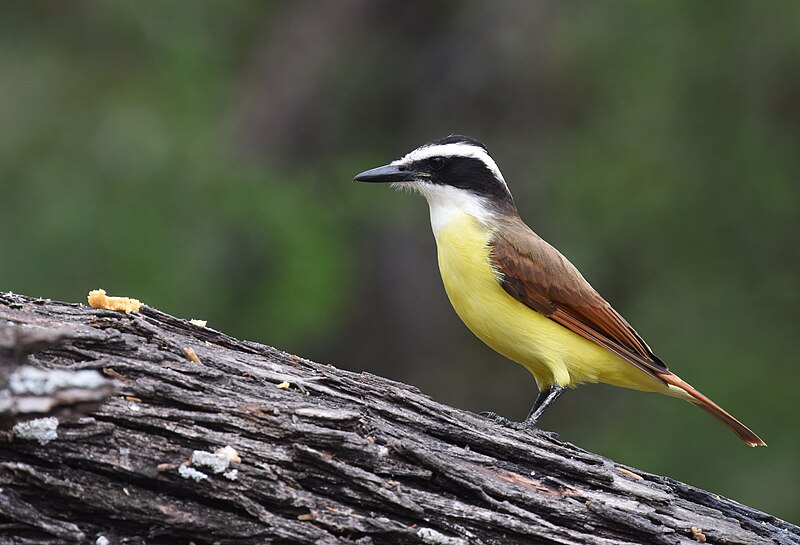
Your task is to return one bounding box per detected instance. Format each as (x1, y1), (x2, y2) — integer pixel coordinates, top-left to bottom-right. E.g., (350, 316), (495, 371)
(417, 528), (468, 545)
(9, 366), (106, 396)
(12, 417), (59, 445)
(191, 445), (241, 474)
(178, 464), (208, 482)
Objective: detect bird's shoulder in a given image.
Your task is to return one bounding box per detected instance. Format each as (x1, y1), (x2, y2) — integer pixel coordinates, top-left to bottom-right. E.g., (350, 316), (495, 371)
(488, 217), (596, 313)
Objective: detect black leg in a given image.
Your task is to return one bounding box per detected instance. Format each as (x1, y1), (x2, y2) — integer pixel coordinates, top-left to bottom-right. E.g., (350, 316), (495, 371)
(522, 385), (565, 427)
(480, 385), (565, 431)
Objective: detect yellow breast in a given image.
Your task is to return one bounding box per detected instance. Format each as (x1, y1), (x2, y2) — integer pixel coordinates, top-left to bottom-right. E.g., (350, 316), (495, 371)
(433, 211), (669, 394)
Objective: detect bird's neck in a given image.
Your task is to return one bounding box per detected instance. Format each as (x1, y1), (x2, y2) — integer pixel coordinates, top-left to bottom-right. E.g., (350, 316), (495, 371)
(423, 186), (516, 239)
(428, 199), (490, 239)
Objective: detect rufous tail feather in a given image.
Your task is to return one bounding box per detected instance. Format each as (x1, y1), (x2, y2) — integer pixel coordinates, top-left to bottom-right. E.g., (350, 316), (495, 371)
(657, 372), (766, 447)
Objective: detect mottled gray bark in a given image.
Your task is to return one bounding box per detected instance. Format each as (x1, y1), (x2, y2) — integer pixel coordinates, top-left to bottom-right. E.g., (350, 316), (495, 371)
(0, 293), (796, 545)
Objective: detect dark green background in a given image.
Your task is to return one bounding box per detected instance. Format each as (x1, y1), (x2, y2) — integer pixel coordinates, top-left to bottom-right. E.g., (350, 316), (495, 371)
(2, 1), (798, 522)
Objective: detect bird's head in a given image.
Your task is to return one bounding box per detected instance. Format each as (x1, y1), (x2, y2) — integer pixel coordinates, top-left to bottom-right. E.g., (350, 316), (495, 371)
(353, 135), (516, 219)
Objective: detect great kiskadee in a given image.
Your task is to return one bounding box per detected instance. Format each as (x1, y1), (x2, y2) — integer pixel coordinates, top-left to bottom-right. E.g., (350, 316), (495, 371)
(354, 134), (765, 447)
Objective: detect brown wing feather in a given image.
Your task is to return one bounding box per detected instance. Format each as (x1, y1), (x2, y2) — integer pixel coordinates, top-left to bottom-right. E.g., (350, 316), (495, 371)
(490, 217), (670, 380)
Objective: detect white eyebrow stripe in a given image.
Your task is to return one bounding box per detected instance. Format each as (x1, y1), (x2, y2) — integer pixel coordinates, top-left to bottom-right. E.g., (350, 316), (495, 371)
(392, 142), (507, 187)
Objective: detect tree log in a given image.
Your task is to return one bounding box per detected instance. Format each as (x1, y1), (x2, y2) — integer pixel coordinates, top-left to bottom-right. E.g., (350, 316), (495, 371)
(0, 292), (796, 545)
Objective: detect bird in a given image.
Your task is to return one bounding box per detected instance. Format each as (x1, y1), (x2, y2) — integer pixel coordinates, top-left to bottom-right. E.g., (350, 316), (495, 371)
(353, 134), (765, 447)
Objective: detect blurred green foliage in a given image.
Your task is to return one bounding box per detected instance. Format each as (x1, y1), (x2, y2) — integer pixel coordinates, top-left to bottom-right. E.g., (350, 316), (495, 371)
(1, 1), (798, 522)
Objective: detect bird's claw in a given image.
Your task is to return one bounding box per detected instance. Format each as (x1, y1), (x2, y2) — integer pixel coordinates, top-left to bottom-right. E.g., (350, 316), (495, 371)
(479, 411), (513, 426)
(480, 411), (532, 430)
(479, 411), (560, 439)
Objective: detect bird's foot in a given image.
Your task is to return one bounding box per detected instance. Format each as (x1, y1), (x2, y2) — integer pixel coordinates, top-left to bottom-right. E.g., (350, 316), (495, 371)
(480, 411), (518, 427)
(479, 411), (560, 439)
(480, 411), (533, 431)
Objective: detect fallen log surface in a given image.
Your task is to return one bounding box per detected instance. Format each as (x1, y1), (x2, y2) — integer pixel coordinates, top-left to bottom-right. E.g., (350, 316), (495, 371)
(0, 292), (797, 545)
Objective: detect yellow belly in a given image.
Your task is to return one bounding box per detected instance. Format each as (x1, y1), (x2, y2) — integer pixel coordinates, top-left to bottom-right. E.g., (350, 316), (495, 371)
(434, 212), (671, 394)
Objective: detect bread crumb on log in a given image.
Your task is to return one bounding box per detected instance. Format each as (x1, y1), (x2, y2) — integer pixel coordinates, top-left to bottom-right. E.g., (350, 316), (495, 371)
(87, 289), (142, 314)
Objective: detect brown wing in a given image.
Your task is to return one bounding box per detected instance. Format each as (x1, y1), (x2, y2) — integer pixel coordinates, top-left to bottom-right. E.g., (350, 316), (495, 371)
(490, 218), (670, 380)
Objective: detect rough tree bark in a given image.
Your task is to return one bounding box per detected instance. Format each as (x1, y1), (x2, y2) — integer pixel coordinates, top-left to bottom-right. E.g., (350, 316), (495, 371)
(0, 292), (796, 545)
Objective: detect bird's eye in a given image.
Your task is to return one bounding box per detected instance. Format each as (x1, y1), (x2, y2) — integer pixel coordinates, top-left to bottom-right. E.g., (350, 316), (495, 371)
(428, 156), (446, 171)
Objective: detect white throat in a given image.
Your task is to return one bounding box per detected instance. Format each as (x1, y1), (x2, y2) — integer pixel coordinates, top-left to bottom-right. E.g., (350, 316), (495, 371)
(395, 183), (496, 237)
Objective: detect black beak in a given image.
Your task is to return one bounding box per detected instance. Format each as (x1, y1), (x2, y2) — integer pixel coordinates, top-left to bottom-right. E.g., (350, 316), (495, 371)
(353, 164), (419, 183)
